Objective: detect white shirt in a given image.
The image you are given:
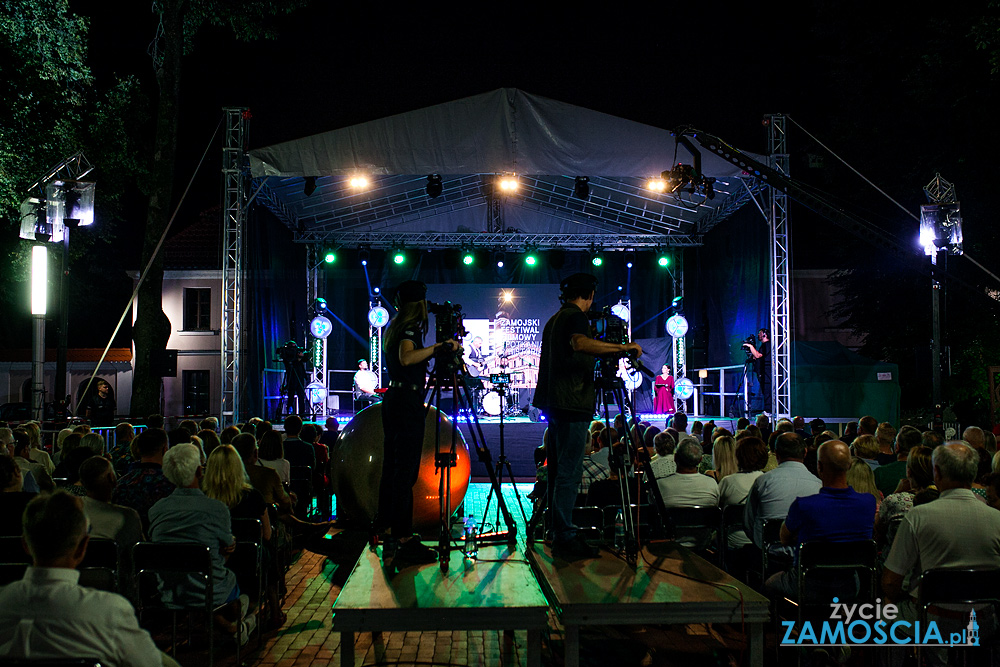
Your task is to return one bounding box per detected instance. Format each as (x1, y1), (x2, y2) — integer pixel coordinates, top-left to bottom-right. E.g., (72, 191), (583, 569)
(649, 454), (676, 480)
(718, 470), (764, 548)
(82, 497), (144, 550)
(260, 458), (290, 484)
(658, 471), (720, 508)
(0, 567), (161, 667)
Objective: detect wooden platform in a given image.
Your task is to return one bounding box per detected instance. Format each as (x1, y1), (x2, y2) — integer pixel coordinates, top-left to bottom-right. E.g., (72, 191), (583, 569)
(332, 542), (549, 667)
(527, 540), (771, 667)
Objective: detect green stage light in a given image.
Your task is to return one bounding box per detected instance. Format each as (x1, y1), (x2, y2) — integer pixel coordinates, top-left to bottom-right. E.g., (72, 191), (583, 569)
(323, 249), (336, 264)
(462, 252), (475, 266)
(524, 253), (537, 266)
(591, 254), (603, 267)
(657, 253), (670, 267)
(392, 250), (406, 265)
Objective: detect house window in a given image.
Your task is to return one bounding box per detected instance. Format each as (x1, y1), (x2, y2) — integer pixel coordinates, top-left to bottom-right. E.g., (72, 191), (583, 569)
(183, 288), (211, 330)
(182, 370), (210, 416)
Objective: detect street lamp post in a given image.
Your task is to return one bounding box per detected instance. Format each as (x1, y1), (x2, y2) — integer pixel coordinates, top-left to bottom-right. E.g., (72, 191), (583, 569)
(31, 245), (47, 421)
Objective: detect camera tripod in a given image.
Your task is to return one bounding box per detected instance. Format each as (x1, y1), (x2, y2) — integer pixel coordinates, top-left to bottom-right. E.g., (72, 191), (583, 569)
(424, 346), (517, 573)
(479, 375), (530, 538)
(728, 358), (754, 420)
(594, 354), (663, 564)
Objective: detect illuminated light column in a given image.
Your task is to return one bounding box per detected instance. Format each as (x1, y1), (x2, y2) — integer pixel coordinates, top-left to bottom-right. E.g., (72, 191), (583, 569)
(31, 245), (48, 421)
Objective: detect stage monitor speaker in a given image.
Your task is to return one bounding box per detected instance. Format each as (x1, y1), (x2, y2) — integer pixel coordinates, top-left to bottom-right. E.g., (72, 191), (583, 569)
(327, 394), (340, 412)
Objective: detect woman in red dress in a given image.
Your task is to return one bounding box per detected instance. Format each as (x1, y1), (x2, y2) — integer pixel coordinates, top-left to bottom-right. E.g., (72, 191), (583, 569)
(653, 364), (675, 414)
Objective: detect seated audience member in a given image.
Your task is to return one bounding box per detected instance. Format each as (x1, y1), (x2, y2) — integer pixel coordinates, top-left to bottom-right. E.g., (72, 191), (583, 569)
(858, 415), (878, 437)
(281, 415), (316, 470)
(149, 443), (251, 635)
(258, 431), (291, 484)
(23, 422), (54, 475)
(203, 444), (281, 622)
(110, 422), (136, 477)
(52, 428), (74, 466)
(962, 425), (992, 482)
(199, 428), (222, 458)
(718, 437), (768, 548)
(146, 413), (165, 430)
(179, 419), (200, 439)
(874, 425), (922, 497)
(12, 430), (54, 492)
(578, 431), (610, 496)
(167, 427), (192, 448)
(921, 429), (944, 449)
(983, 472), (1000, 511)
(80, 456), (144, 552)
(658, 438), (719, 507)
(690, 421), (704, 442)
(221, 425), (241, 444)
(706, 435), (737, 482)
(0, 454), (36, 536)
(80, 432), (105, 456)
(0, 492), (175, 666)
(641, 426), (660, 462)
(846, 456), (882, 514)
(697, 433), (715, 474)
(58, 447), (95, 496)
(851, 434), (881, 471)
(842, 420), (859, 445)
(112, 428), (176, 531)
(755, 413), (772, 441)
(300, 424), (331, 512)
(875, 422), (898, 465)
(883, 443), (1000, 666)
(874, 445), (934, 551)
(649, 431), (677, 480)
(808, 418), (826, 441)
(766, 441), (876, 600)
(319, 416), (340, 449)
(590, 426), (617, 470)
(254, 420), (273, 441)
(672, 413), (688, 435)
(744, 433), (822, 559)
(763, 430), (781, 472)
(200, 416), (220, 433)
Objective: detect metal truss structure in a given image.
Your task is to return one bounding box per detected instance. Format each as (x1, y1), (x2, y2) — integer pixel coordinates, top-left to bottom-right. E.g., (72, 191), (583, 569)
(253, 172), (761, 249)
(292, 230), (703, 249)
(221, 108), (248, 426)
(766, 114), (792, 419)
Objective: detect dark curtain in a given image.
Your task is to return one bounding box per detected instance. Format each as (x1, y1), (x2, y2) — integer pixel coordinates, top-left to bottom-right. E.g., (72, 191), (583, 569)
(242, 207), (308, 420)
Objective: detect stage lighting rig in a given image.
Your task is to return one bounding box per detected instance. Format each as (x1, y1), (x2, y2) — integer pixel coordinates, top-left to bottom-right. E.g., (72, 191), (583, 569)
(426, 174), (443, 198)
(462, 246), (475, 266)
(589, 245), (604, 267)
(358, 246), (371, 265)
(392, 246), (407, 265)
(323, 248), (337, 264)
(573, 176), (590, 199)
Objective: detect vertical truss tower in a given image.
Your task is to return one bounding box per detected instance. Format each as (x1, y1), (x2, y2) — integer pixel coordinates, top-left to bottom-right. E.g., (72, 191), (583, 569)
(221, 108), (248, 426)
(766, 114), (792, 419)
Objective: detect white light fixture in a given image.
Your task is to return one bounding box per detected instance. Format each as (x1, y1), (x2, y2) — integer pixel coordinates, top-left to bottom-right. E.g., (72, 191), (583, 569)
(646, 178), (667, 192)
(665, 313), (688, 338)
(306, 381), (328, 403)
(310, 315), (333, 339)
(610, 303), (630, 323)
(498, 175), (518, 192)
(349, 176), (369, 188)
(368, 306), (390, 328)
(674, 377), (695, 400)
(31, 245), (47, 315)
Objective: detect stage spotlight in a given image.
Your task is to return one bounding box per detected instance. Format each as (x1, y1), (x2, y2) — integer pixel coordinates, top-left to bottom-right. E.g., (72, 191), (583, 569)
(590, 248), (604, 267)
(303, 176), (317, 197)
(426, 174), (443, 198)
(323, 248), (336, 264)
(666, 313), (689, 338)
(647, 178), (667, 192)
(498, 176), (518, 192)
(349, 176), (369, 189)
(573, 176), (590, 199)
(627, 262), (633, 269)
(313, 298), (328, 313)
(462, 252), (474, 266)
(657, 252), (671, 267)
(359, 247), (370, 265)
(373, 286), (380, 294)
(493, 249), (505, 268)
(392, 247), (406, 265)
(524, 250), (537, 266)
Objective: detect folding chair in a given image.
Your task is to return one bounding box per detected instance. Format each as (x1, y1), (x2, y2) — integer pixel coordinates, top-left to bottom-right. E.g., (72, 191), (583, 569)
(289, 465), (314, 519)
(570, 506), (603, 544)
(661, 505), (723, 564)
(77, 537), (117, 592)
(918, 567), (1000, 666)
(133, 542), (245, 667)
(231, 518), (265, 647)
(720, 503), (746, 570)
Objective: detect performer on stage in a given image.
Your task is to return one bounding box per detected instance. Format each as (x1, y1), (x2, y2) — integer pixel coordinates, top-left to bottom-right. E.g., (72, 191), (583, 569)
(744, 328), (771, 412)
(353, 359), (380, 410)
(533, 273), (642, 560)
(462, 335), (486, 414)
(653, 364), (675, 414)
(277, 340), (309, 417)
(376, 280), (458, 565)
(83, 379), (116, 426)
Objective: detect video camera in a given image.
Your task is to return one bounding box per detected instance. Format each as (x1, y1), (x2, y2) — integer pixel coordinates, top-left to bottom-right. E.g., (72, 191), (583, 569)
(427, 301), (468, 343)
(276, 341), (306, 364)
(588, 307), (629, 347)
(740, 334), (756, 361)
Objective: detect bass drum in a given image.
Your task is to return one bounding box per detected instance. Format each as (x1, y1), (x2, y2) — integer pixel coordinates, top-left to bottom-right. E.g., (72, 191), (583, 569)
(482, 391), (502, 416)
(330, 403), (472, 530)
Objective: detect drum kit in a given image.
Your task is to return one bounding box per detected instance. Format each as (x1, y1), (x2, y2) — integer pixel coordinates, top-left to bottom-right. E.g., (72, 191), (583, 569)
(476, 368), (523, 417)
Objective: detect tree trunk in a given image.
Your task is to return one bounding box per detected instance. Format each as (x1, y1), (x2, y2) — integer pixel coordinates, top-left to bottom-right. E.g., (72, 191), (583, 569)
(131, 1), (182, 418)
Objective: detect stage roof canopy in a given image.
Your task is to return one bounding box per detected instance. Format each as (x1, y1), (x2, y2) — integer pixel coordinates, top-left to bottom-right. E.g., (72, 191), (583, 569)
(249, 88), (765, 249)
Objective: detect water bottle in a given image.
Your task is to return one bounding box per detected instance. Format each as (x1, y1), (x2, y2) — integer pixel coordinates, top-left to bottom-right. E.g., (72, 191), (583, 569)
(464, 516), (478, 559)
(614, 510), (625, 549)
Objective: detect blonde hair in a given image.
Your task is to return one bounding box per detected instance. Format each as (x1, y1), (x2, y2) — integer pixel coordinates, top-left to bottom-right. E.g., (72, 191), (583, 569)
(852, 434), (880, 460)
(712, 435), (738, 481)
(202, 445), (251, 509)
(847, 456), (880, 503)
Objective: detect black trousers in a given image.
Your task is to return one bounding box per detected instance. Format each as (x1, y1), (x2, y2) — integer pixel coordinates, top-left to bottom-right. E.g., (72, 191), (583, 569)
(377, 387), (426, 538)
